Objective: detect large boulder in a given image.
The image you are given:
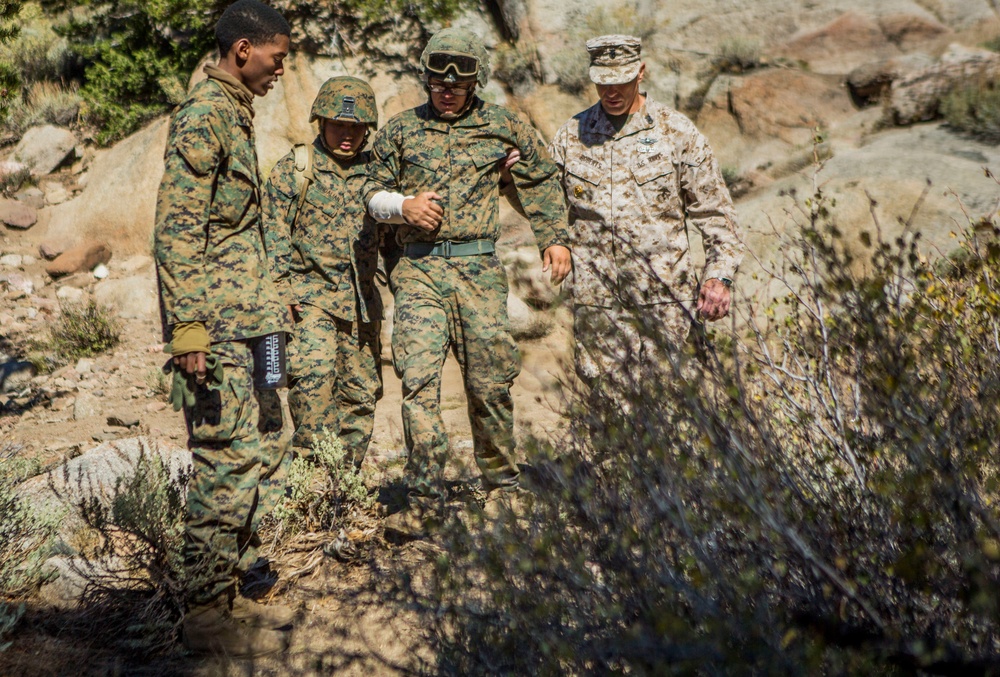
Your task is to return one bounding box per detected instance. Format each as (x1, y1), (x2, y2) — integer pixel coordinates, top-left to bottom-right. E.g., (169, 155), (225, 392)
(888, 44), (1000, 125)
(773, 12), (900, 74)
(12, 125), (79, 176)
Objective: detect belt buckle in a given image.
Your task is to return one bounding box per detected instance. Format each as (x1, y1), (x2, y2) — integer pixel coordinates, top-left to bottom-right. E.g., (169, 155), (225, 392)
(442, 240), (453, 258)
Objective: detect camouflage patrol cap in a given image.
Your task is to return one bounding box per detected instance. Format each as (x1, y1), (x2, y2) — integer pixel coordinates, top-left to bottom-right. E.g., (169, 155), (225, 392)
(420, 27), (490, 88)
(586, 34), (642, 85)
(310, 76), (378, 127)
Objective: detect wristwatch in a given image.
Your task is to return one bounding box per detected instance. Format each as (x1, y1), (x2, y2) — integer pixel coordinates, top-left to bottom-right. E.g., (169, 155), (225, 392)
(713, 277), (733, 288)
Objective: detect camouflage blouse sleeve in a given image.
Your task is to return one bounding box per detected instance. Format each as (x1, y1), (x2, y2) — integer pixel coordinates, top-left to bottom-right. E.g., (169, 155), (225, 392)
(262, 152), (298, 305)
(676, 120), (743, 281)
(153, 104), (222, 329)
(506, 116), (570, 252)
(362, 124), (403, 208)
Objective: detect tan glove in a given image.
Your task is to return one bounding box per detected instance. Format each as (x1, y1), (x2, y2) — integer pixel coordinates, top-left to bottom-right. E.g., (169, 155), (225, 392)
(167, 321), (211, 356)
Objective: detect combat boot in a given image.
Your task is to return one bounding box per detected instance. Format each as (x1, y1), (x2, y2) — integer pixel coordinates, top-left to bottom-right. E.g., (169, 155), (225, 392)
(182, 599), (289, 657)
(383, 496), (442, 540)
(231, 595), (297, 630)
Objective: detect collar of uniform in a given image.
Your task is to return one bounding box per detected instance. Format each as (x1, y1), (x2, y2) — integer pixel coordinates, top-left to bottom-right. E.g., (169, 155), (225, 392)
(585, 94), (654, 139)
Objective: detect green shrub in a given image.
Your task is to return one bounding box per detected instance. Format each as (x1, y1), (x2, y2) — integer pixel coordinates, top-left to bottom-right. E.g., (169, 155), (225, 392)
(0, 2), (69, 84)
(548, 46), (590, 95)
(397, 169), (1000, 674)
(716, 36), (763, 73)
(0, 445), (58, 651)
(271, 428), (374, 535)
(0, 1), (23, 124)
(50, 300), (122, 359)
(4, 80), (80, 134)
(941, 70), (1000, 143)
(73, 445), (197, 655)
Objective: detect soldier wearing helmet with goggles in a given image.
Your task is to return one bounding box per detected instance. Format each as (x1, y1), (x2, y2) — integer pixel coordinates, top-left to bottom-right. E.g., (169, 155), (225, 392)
(364, 28), (572, 538)
(263, 76), (397, 469)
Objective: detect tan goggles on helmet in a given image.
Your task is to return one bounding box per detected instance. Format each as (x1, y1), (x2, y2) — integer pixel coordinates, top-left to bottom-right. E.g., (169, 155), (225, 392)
(426, 52), (479, 78)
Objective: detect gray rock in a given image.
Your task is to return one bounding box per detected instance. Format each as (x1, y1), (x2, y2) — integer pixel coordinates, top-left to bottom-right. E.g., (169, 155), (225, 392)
(56, 286), (85, 304)
(1, 360), (35, 393)
(41, 181), (70, 206)
(73, 391), (101, 420)
(12, 186), (45, 211)
(38, 242), (65, 260)
(74, 358), (94, 375)
(0, 254), (23, 268)
(5, 273), (33, 295)
(508, 292), (553, 340)
(0, 198), (38, 229)
(13, 125), (79, 176)
(15, 437), (192, 542)
(93, 272), (158, 320)
(107, 414), (140, 428)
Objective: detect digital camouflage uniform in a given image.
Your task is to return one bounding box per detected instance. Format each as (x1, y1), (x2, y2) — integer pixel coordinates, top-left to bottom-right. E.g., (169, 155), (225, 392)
(365, 94), (569, 498)
(550, 94), (743, 388)
(264, 137), (387, 466)
(154, 66), (293, 605)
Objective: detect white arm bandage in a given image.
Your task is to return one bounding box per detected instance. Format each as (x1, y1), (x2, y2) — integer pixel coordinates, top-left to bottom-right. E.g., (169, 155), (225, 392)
(367, 190), (412, 224)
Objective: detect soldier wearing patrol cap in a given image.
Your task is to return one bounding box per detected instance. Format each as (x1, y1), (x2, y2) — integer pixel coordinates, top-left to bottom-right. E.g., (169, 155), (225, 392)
(364, 27), (572, 538)
(263, 76), (395, 468)
(548, 34), (744, 409)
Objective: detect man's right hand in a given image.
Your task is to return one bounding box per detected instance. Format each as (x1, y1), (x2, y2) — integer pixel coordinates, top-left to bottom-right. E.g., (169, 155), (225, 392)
(402, 192), (444, 231)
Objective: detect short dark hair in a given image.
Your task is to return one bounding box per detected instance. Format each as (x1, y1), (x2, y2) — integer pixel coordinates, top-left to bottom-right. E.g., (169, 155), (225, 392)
(216, 0), (290, 56)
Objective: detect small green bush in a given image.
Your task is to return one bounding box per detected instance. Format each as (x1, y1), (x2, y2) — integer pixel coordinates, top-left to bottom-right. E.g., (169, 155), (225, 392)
(4, 81), (80, 135)
(716, 36), (763, 73)
(50, 300), (122, 359)
(493, 42), (536, 96)
(0, 445), (58, 651)
(74, 445), (197, 655)
(941, 70), (1000, 143)
(0, 0), (23, 124)
(272, 428), (374, 535)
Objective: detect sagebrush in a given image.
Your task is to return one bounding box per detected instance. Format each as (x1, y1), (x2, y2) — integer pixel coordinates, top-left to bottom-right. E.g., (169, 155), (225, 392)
(50, 300), (122, 359)
(396, 167), (1000, 675)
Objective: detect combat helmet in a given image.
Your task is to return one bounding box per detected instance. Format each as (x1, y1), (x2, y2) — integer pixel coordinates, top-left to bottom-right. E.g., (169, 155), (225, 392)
(420, 27), (490, 88)
(310, 76), (378, 128)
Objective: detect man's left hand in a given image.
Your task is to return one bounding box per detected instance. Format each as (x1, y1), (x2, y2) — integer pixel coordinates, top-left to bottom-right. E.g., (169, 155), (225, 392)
(543, 245), (572, 286)
(697, 278), (732, 321)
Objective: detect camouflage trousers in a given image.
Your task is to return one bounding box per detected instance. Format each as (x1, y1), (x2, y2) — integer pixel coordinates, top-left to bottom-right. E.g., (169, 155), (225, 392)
(287, 304), (383, 466)
(182, 340), (289, 605)
(573, 303), (692, 413)
(391, 254), (521, 498)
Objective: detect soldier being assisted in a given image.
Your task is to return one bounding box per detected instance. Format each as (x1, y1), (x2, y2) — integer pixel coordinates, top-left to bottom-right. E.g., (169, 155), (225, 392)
(263, 77), (394, 468)
(364, 28), (571, 537)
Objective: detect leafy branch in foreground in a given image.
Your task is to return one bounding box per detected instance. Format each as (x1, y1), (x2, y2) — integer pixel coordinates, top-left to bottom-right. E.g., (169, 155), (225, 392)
(395, 167), (1000, 675)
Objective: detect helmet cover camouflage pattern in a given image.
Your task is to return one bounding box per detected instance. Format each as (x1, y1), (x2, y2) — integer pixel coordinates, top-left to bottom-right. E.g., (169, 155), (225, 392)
(310, 76), (378, 126)
(420, 27), (490, 88)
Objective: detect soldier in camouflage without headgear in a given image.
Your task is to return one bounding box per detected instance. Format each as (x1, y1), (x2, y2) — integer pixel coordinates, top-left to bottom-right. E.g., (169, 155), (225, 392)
(364, 27), (572, 537)
(548, 34), (743, 402)
(263, 76), (394, 467)
(153, 0), (296, 656)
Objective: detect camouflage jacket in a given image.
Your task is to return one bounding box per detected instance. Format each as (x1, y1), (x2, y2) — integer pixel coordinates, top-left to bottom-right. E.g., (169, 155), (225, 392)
(263, 140), (388, 324)
(154, 76), (291, 342)
(364, 97), (569, 252)
(549, 97), (743, 307)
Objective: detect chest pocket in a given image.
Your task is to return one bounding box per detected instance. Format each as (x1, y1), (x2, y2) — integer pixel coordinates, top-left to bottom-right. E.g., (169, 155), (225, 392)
(212, 155), (258, 228)
(401, 150), (443, 191)
(564, 156), (605, 219)
(630, 153), (675, 211)
(468, 142), (507, 171)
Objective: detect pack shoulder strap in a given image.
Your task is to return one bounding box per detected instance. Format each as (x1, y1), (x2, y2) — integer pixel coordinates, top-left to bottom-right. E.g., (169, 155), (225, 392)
(290, 143), (314, 230)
